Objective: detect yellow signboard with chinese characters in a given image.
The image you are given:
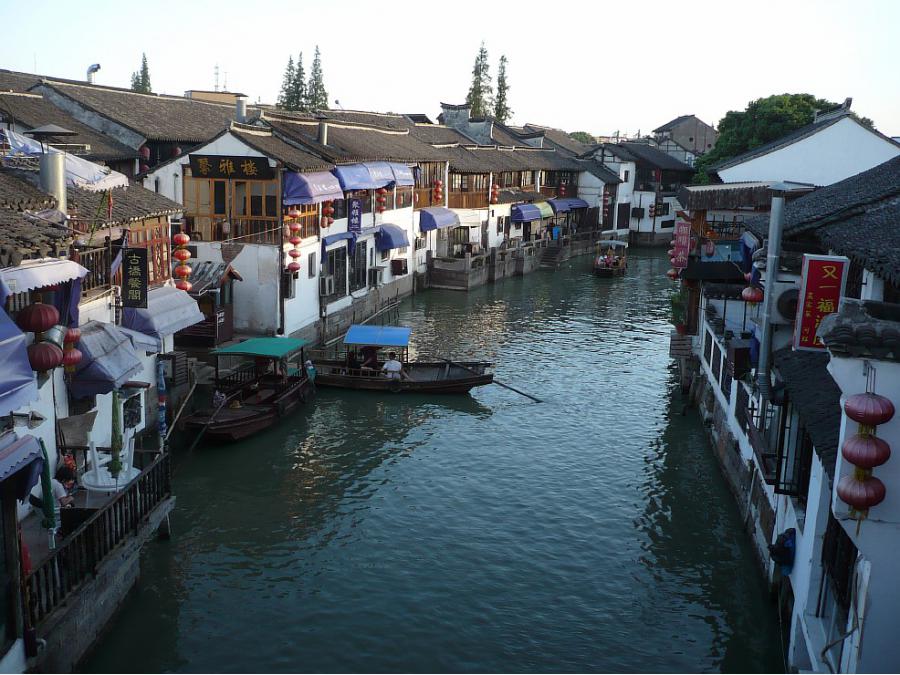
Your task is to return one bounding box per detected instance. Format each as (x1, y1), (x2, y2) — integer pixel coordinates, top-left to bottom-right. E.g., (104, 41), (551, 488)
(188, 154), (274, 180)
(793, 254), (849, 351)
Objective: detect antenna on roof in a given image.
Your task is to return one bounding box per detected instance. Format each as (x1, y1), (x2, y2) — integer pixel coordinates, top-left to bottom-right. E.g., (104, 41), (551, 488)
(214, 64), (219, 92)
(223, 71), (228, 91)
(334, 99), (344, 110)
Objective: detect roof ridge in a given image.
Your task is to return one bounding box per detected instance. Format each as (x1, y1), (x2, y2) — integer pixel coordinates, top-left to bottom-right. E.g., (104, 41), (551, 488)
(0, 91), (42, 99)
(38, 79), (241, 110)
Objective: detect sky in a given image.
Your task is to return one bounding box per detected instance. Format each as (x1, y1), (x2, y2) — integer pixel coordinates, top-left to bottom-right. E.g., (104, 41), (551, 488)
(3, 0), (899, 137)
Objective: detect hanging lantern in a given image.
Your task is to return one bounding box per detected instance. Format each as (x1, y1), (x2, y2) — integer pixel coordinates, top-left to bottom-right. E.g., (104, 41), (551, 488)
(327, 216), (334, 225)
(27, 342), (63, 373)
(287, 207), (301, 219)
(742, 286), (763, 305)
(842, 434), (891, 469)
(559, 184), (567, 197)
(323, 205), (335, 217)
(704, 240), (716, 257)
(744, 272), (753, 283)
(844, 392), (895, 427)
(666, 268), (679, 280)
(64, 327), (81, 344)
(288, 248), (302, 259)
(837, 472), (886, 519)
(175, 280), (193, 292)
(321, 217), (330, 229)
(174, 264), (192, 279)
(289, 221), (302, 234)
(171, 146), (183, 158)
(173, 232), (190, 247)
(287, 261), (301, 274)
(289, 236), (302, 246)
(62, 346), (83, 370)
(173, 248), (192, 262)
(17, 302), (60, 334)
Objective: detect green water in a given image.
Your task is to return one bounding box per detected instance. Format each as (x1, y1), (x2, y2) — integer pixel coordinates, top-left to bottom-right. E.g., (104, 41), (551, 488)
(83, 253), (781, 673)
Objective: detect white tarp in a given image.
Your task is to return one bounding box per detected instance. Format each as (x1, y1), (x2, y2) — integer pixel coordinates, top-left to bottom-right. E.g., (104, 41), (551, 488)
(3, 128), (129, 193)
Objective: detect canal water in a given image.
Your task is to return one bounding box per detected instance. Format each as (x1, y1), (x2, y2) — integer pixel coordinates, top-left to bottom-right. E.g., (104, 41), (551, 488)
(84, 253), (781, 673)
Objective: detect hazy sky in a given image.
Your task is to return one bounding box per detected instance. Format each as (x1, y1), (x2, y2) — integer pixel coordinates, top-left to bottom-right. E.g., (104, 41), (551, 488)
(3, 0), (898, 137)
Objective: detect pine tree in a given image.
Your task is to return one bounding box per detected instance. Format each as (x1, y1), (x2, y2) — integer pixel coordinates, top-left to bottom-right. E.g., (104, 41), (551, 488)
(493, 55), (511, 123)
(293, 52), (307, 112)
(130, 53), (152, 93)
(306, 46), (328, 112)
(465, 42), (493, 119)
(277, 56), (295, 109)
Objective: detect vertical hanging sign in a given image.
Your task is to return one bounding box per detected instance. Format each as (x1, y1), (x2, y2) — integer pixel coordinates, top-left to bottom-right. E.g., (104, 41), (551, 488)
(122, 247), (148, 308)
(348, 198), (363, 234)
(672, 220), (691, 269)
(793, 254), (849, 351)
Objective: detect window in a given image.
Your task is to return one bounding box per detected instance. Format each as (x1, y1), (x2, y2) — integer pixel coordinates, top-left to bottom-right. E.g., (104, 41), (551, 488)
(323, 247), (348, 300)
(307, 251), (316, 279)
(281, 269), (295, 299)
(381, 249), (390, 262)
(395, 186), (413, 209)
(350, 240), (368, 292)
(414, 237), (426, 250)
(623, 170), (630, 182)
(703, 330), (713, 364)
(711, 342), (722, 382)
(775, 401), (814, 504)
(818, 513), (858, 670)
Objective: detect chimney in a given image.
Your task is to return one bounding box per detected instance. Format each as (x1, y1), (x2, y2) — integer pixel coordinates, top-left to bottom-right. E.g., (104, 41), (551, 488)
(317, 113), (328, 145)
(86, 63), (101, 84)
(235, 96), (248, 124)
(40, 152), (66, 213)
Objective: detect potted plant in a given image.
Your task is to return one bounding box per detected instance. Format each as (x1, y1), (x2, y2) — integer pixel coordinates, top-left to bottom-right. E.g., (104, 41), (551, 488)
(670, 289), (688, 334)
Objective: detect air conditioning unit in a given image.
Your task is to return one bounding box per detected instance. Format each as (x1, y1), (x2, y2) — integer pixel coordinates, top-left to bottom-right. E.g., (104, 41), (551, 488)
(770, 281), (800, 325)
(367, 268), (382, 287)
(319, 275), (335, 296)
(391, 258), (408, 275)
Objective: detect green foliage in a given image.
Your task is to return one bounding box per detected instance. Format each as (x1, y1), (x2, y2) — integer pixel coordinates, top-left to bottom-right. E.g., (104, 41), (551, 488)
(465, 41), (493, 119)
(278, 53), (309, 112)
(569, 131), (595, 144)
(109, 391), (123, 479)
(670, 288), (688, 326)
(306, 46), (329, 112)
(693, 93), (876, 180)
(130, 53), (152, 94)
(493, 55), (512, 124)
(277, 56), (295, 109)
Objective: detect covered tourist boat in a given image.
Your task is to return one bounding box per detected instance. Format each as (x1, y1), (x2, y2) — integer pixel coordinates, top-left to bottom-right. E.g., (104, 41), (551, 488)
(183, 337), (313, 442)
(592, 240), (628, 277)
(312, 325), (493, 394)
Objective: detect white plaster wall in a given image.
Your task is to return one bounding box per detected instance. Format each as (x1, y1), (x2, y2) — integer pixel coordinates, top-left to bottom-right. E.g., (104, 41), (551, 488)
(718, 117), (900, 186)
(628, 192), (680, 234)
(0, 640), (26, 674)
(577, 171), (604, 210)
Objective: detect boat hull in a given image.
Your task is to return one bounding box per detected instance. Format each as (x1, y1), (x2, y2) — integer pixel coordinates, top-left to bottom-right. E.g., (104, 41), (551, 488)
(313, 360), (493, 394)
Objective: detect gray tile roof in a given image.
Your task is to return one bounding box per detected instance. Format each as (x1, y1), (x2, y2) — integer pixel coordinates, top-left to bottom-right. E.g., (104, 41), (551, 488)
(818, 199), (900, 286)
(0, 69), (44, 93)
(0, 92), (138, 161)
(522, 124), (591, 156)
(615, 142), (694, 172)
(820, 299), (900, 364)
(232, 126), (332, 171)
(653, 114), (697, 133)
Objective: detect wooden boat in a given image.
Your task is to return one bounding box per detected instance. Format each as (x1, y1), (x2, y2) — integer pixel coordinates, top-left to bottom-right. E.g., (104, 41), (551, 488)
(311, 325), (493, 394)
(592, 240), (628, 277)
(183, 337), (314, 442)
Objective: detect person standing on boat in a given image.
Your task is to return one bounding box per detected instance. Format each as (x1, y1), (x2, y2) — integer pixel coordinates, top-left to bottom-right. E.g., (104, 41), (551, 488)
(382, 352), (407, 381)
(360, 345), (379, 371)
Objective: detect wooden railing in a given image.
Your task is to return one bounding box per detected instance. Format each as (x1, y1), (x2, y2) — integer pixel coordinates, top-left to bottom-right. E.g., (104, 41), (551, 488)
(539, 186), (558, 198)
(448, 192), (488, 209)
(189, 218), (284, 244)
(24, 453), (172, 628)
(414, 188), (435, 210)
(76, 244), (119, 295)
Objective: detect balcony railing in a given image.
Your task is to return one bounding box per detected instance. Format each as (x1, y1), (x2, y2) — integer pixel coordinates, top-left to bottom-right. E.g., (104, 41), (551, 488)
(24, 452), (172, 628)
(188, 217), (284, 245)
(448, 192), (488, 209)
(75, 244), (119, 295)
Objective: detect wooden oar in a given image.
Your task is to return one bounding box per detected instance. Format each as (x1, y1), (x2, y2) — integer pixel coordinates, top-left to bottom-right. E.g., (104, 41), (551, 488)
(441, 358), (542, 403)
(185, 392), (238, 453)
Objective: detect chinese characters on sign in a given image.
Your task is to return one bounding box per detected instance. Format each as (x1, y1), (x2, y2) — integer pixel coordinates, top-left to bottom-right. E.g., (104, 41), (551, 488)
(122, 248), (148, 308)
(793, 254), (848, 351)
(671, 220), (691, 269)
(188, 155), (274, 180)
(348, 198), (363, 234)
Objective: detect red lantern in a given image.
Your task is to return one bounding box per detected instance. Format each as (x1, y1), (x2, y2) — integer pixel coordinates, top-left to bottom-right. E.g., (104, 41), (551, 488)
(27, 342), (63, 372)
(559, 185), (567, 197)
(742, 286), (764, 305)
(173, 248), (192, 262)
(175, 280), (193, 292)
(289, 236), (302, 246)
(842, 434), (891, 469)
(376, 187), (387, 195)
(172, 146), (182, 158)
(287, 261), (301, 274)
(289, 222), (302, 233)
(845, 393), (895, 427)
(666, 268), (679, 280)
(173, 232), (191, 247)
(434, 179), (443, 187)
(704, 240), (716, 257)
(327, 217), (334, 225)
(744, 272), (753, 282)
(288, 248), (302, 259)
(62, 347), (83, 369)
(287, 207), (301, 219)
(324, 205), (334, 217)
(837, 473), (886, 511)
(64, 327), (81, 344)
(17, 302), (60, 334)
(174, 265), (192, 279)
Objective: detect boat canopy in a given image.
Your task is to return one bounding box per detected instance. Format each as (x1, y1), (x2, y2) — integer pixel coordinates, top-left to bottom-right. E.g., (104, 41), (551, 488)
(213, 337), (307, 359)
(343, 325), (411, 347)
(596, 240), (628, 248)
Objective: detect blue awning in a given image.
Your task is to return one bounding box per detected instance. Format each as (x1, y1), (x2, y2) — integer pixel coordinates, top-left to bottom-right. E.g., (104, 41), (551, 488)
(375, 224), (410, 252)
(118, 326), (160, 353)
(511, 204), (542, 223)
(344, 324), (411, 347)
(0, 308), (37, 417)
(418, 207), (460, 233)
(333, 164), (377, 191)
(0, 433), (43, 501)
(548, 197), (589, 213)
(362, 162), (395, 188)
(70, 321), (144, 398)
(283, 171), (343, 205)
(321, 231), (356, 257)
(122, 285), (203, 341)
(389, 163), (415, 186)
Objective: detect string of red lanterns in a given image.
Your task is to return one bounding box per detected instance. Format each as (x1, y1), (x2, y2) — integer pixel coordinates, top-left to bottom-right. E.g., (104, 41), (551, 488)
(323, 201), (335, 226)
(432, 179), (443, 205)
(172, 232), (192, 291)
(838, 392), (894, 525)
(286, 208), (303, 274)
(558, 183), (567, 197)
(490, 182), (499, 205)
(375, 187), (388, 214)
(63, 327), (82, 374)
(18, 296), (64, 372)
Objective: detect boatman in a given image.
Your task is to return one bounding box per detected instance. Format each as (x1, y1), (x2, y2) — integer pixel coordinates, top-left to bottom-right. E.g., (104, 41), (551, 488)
(382, 352), (407, 381)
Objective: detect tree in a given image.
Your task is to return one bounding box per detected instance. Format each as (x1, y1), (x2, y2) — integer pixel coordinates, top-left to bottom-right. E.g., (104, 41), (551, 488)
(277, 56), (296, 109)
(493, 54), (512, 123)
(130, 53), (151, 93)
(694, 93), (877, 180)
(569, 131), (595, 144)
(465, 41), (493, 119)
(306, 46), (328, 112)
(292, 52), (307, 111)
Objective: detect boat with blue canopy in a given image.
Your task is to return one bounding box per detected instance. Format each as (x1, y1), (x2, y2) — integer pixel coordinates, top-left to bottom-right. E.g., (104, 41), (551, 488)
(183, 337), (314, 442)
(311, 324), (493, 394)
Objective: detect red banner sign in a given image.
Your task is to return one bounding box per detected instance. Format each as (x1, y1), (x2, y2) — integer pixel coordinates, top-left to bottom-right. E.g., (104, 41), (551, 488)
(671, 220), (691, 269)
(794, 254), (849, 351)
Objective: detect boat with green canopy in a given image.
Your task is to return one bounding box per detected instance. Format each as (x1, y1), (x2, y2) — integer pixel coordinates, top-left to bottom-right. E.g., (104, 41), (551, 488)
(311, 325), (493, 394)
(183, 337), (313, 442)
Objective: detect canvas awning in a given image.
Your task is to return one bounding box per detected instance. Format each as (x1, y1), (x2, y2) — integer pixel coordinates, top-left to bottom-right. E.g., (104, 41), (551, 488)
(362, 162), (395, 188)
(0, 433), (43, 501)
(389, 163), (415, 186)
(375, 224), (410, 252)
(122, 285), (203, 341)
(418, 207), (459, 233)
(118, 326), (159, 353)
(0, 258), (89, 308)
(548, 197), (589, 213)
(213, 337), (307, 359)
(344, 325), (411, 347)
(321, 231), (356, 256)
(70, 321), (144, 398)
(511, 204), (542, 223)
(333, 164), (377, 191)
(536, 202), (554, 219)
(283, 171), (344, 205)
(0, 308), (37, 417)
